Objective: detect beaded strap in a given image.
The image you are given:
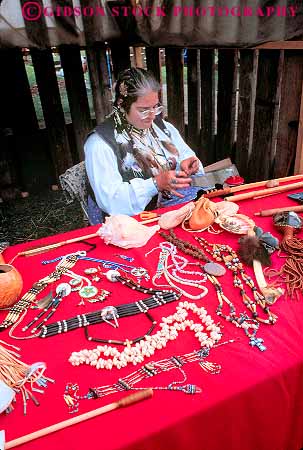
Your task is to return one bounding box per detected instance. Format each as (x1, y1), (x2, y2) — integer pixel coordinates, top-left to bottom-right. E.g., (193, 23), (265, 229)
(0, 255), (78, 330)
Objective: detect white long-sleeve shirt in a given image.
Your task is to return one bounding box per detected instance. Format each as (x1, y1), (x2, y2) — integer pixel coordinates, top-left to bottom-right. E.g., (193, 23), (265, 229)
(84, 119), (204, 216)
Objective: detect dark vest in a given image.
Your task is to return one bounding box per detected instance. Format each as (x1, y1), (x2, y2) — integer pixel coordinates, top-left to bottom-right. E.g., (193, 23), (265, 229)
(87, 115), (171, 211)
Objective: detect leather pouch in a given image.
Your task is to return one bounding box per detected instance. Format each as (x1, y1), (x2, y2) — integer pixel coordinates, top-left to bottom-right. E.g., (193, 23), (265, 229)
(187, 197), (217, 231)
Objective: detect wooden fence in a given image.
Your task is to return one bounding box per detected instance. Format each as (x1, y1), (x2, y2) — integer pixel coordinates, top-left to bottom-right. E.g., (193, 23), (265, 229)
(0, 43), (303, 198)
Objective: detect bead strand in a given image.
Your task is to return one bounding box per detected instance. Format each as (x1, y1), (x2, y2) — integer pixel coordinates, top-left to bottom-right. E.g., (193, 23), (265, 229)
(195, 237), (278, 325)
(159, 231), (267, 351)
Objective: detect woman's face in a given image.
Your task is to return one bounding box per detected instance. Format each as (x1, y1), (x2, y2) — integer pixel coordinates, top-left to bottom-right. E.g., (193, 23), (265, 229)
(126, 91), (160, 129)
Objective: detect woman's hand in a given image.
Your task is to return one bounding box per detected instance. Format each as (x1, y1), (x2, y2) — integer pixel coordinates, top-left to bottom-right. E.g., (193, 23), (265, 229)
(180, 156), (200, 176)
(154, 170), (192, 198)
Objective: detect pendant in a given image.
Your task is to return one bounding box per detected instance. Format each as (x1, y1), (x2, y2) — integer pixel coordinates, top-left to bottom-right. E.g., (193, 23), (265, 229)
(249, 336), (266, 352)
(79, 286), (98, 299)
(105, 270), (120, 282)
(203, 262), (226, 276)
(101, 306), (119, 328)
(131, 268), (149, 279)
(56, 283), (72, 296)
(84, 268), (98, 275)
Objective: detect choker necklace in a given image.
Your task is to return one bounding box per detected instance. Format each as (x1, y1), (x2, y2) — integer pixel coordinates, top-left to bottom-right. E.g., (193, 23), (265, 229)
(39, 290), (180, 339)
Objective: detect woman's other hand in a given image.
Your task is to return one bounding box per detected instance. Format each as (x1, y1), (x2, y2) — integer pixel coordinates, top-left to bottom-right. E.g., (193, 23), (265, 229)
(180, 156), (200, 176)
(154, 170), (192, 198)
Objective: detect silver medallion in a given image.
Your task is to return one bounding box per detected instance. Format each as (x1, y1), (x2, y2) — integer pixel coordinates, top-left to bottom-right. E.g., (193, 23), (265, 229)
(203, 262), (226, 277)
(56, 283), (72, 296)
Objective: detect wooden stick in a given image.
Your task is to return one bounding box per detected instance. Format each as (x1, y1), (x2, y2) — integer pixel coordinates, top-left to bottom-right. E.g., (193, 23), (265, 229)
(255, 204), (303, 217)
(15, 232), (100, 258)
(252, 193), (276, 200)
(140, 217), (160, 225)
(225, 181), (303, 202)
(229, 173), (303, 192)
(5, 389), (153, 449)
(204, 173), (303, 198)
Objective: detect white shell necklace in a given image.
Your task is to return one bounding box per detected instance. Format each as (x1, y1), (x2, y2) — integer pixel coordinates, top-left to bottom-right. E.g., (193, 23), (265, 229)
(69, 301), (221, 370)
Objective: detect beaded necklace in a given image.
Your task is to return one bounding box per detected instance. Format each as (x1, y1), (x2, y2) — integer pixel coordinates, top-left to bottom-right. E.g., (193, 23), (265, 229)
(159, 231), (266, 351)
(195, 236), (278, 325)
(42, 253), (149, 283)
(68, 301), (222, 370)
(0, 255), (78, 330)
(147, 244), (209, 300)
(64, 342), (232, 413)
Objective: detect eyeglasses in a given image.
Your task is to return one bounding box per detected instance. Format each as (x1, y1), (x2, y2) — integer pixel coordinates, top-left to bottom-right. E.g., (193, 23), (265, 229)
(137, 104), (164, 119)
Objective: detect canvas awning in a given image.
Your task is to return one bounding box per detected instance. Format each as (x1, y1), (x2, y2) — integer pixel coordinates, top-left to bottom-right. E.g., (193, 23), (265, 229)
(0, 0), (302, 48)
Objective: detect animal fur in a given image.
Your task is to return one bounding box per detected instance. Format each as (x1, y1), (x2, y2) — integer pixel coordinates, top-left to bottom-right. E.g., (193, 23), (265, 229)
(238, 235), (271, 266)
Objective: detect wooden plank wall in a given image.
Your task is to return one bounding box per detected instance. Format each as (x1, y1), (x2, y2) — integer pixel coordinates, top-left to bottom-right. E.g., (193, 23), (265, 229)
(1, 45), (303, 198)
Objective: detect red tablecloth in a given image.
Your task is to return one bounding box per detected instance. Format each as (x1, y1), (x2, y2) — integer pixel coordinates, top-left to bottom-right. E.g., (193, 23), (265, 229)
(1, 182), (303, 450)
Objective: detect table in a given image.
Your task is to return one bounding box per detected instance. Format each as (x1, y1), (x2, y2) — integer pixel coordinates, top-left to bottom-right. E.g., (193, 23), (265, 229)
(1, 183), (303, 450)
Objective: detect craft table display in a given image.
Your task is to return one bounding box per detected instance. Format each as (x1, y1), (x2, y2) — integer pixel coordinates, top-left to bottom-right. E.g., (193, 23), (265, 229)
(1, 183), (303, 450)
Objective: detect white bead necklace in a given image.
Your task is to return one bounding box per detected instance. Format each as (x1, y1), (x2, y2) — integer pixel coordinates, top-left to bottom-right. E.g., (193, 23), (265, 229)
(146, 243), (208, 300)
(69, 301), (221, 370)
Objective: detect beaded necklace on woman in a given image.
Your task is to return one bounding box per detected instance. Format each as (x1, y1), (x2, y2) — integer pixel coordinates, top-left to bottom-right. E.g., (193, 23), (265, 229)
(112, 107), (174, 178)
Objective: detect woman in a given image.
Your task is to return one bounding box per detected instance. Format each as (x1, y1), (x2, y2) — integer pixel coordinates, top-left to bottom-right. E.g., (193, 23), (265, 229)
(85, 68), (204, 224)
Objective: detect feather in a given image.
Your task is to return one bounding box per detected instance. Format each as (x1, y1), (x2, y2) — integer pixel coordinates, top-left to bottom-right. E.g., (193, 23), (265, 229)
(35, 290), (53, 309)
(161, 141), (179, 156)
(132, 149), (156, 176)
(238, 236), (272, 266)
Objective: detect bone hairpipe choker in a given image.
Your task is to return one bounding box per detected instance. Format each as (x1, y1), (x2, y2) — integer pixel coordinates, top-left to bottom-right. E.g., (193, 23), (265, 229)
(39, 291), (180, 338)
